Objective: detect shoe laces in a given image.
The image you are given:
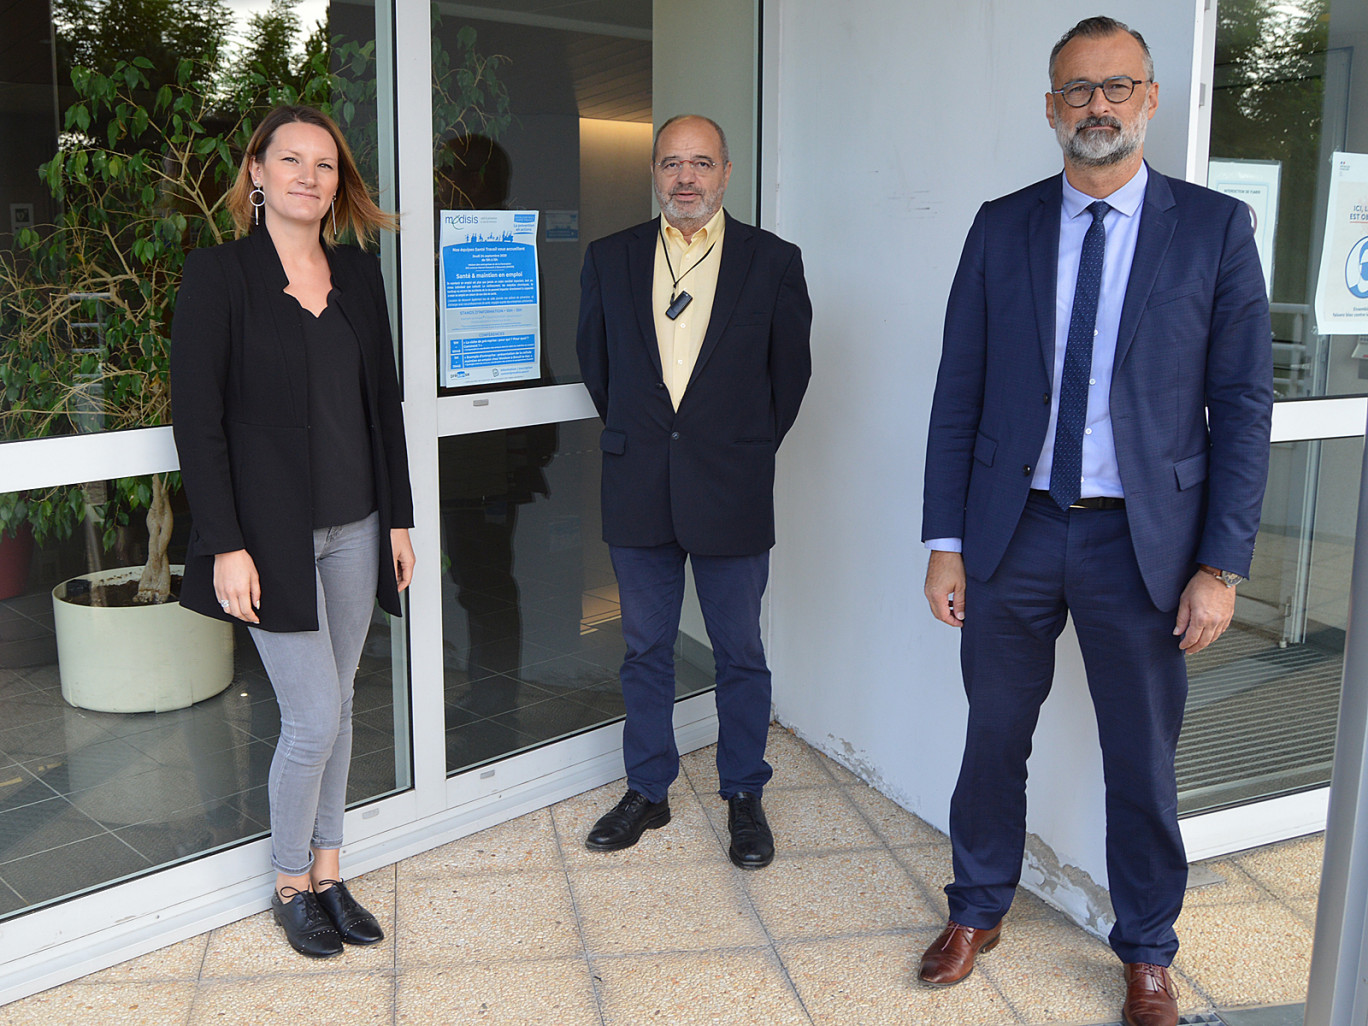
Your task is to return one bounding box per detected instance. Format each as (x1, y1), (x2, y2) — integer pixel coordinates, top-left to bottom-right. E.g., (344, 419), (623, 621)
(278, 886), (333, 931)
(939, 921), (976, 950)
(731, 798), (759, 831)
(615, 790), (652, 815)
(1131, 962), (1178, 998)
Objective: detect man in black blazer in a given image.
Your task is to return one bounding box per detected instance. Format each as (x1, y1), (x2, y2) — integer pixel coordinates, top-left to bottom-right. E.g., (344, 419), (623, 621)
(576, 114), (812, 868)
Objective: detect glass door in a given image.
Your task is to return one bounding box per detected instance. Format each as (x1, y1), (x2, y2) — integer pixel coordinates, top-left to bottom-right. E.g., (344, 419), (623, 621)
(1177, 0), (1363, 825)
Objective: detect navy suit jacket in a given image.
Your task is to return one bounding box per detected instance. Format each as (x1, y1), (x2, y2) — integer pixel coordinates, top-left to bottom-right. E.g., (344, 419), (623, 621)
(577, 212), (812, 556)
(922, 167), (1273, 611)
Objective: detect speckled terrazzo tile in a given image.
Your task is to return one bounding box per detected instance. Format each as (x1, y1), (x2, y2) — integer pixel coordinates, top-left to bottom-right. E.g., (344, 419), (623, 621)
(1001, 888), (1071, 925)
(1287, 896), (1321, 929)
(744, 848), (934, 940)
(189, 971), (393, 1025)
(1231, 833), (1324, 901)
(978, 917), (1123, 1024)
(764, 727), (851, 788)
(780, 933), (1018, 1026)
(1172, 900), (1313, 1007)
(1182, 858), (1271, 906)
(81, 933), (208, 983)
(397, 960), (599, 1025)
(811, 747), (862, 784)
(703, 786), (881, 855)
(594, 949), (810, 1026)
(569, 860), (767, 955)
(396, 869), (581, 967)
(552, 779), (724, 868)
(844, 783), (947, 847)
(891, 842), (955, 919)
(201, 874), (395, 977)
(0, 981), (195, 1025)
(398, 807), (561, 880)
(680, 728), (837, 796)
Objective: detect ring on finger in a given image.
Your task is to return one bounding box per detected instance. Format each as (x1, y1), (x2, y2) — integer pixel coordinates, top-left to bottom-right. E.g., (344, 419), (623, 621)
(219, 598), (230, 610)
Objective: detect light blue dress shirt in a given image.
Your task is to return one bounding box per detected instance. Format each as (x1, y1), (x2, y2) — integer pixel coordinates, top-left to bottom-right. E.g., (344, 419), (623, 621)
(926, 164), (1149, 553)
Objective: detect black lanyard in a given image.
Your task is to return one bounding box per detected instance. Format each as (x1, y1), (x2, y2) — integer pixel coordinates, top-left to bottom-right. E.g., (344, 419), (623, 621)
(659, 224), (718, 317)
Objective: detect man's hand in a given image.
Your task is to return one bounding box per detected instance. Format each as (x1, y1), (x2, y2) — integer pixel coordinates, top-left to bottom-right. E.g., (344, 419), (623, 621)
(1173, 570), (1236, 654)
(213, 549), (261, 624)
(925, 550), (966, 627)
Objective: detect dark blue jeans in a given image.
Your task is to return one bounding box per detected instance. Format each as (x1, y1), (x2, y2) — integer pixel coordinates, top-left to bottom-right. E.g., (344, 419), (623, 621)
(609, 542), (773, 802)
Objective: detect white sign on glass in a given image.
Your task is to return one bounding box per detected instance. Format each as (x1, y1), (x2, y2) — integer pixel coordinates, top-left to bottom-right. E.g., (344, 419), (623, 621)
(439, 209), (541, 388)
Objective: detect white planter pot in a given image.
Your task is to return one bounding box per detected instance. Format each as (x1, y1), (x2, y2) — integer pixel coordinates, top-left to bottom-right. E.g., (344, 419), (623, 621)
(52, 565), (234, 713)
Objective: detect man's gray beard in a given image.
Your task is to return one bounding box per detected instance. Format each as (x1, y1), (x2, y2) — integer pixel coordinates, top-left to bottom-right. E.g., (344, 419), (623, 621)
(1057, 105), (1148, 168)
(656, 187), (721, 232)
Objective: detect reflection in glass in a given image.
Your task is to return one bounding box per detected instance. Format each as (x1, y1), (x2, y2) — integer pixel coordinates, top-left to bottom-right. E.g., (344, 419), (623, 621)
(1211, 0), (1360, 399)
(442, 420), (715, 775)
(0, 494), (409, 921)
(0, 1), (410, 923)
(1178, 436), (1361, 815)
(432, 5), (654, 396)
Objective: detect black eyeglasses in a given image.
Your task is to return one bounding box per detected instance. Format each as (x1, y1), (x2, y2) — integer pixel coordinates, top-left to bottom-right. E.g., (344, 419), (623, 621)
(1051, 76), (1149, 107)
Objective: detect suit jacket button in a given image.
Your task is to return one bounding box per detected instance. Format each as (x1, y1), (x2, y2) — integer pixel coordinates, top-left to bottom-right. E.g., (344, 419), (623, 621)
(671, 432), (680, 440)
(656, 382), (666, 389)
(1043, 393), (1051, 404)
(1023, 465), (1032, 475)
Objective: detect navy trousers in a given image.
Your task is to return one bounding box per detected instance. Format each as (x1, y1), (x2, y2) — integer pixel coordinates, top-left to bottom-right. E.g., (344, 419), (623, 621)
(609, 542), (773, 802)
(946, 493), (1189, 966)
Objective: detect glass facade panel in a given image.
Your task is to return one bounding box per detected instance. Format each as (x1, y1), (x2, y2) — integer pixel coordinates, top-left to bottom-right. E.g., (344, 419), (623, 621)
(1178, 436), (1361, 815)
(0, 1), (409, 922)
(0, 472), (408, 920)
(441, 420), (715, 775)
(432, 3), (654, 396)
(1210, 0), (1360, 399)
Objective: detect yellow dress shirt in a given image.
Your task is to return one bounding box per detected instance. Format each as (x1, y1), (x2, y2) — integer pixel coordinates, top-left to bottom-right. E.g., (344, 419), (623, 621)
(653, 208), (726, 410)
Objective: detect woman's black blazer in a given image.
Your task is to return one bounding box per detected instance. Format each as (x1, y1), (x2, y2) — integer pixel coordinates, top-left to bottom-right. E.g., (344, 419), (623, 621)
(170, 227), (414, 632)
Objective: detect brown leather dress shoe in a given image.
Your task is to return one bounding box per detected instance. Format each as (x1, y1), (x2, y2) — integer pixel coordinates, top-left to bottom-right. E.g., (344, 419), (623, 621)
(1122, 963), (1179, 1026)
(917, 919), (1003, 986)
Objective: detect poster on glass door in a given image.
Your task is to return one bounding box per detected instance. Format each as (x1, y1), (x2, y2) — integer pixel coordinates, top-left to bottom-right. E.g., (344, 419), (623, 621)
(1208, 158), (1279, 299)
(439, 209), (540, 388)
(1314, 152), (1368, 335)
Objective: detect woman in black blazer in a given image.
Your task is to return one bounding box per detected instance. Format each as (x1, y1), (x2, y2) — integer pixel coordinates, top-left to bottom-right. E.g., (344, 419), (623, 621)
(171, 105), (415, 959)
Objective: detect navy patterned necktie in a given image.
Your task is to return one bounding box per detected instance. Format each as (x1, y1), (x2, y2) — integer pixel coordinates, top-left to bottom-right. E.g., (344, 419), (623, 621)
(1049, 200), (1110, 509)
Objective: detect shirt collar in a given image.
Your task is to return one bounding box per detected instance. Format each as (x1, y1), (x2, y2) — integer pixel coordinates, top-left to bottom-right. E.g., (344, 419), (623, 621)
(661, 206), (727, 247)
(1061, 161), (1148, 220)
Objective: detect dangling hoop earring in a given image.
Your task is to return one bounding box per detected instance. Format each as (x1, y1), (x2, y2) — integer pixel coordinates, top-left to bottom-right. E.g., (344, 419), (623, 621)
(250, 183), (265, 226)
(330, 197), (338, 239)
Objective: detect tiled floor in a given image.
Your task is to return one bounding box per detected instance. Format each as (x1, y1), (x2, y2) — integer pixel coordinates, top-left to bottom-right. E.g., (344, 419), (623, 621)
(0, 725), (1322, 1026)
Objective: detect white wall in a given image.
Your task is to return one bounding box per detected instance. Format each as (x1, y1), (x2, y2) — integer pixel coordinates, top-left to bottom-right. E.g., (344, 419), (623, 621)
(763, 0), (1202, 932)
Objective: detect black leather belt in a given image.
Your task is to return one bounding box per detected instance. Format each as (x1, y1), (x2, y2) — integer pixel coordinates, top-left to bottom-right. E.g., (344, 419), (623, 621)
(1029, 489), (1125, 510)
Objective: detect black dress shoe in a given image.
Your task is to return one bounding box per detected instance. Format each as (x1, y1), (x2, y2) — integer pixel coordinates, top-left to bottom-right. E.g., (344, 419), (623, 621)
(727, 791), (774, 869)
(271, 887), (344, 958)
(585, 789), (671, 851)
(314, 879), (384, 945)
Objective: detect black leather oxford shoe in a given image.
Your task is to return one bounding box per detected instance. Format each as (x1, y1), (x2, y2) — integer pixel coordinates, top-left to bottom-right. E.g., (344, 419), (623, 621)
(585, 789), (671, 851)
(314, 879), (384, 945)
(727, 791), (775, 869)
(271, 887), (344, 958)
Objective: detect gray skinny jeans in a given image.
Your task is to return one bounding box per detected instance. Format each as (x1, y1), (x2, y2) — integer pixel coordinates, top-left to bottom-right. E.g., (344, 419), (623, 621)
(249, 511), (380, 875)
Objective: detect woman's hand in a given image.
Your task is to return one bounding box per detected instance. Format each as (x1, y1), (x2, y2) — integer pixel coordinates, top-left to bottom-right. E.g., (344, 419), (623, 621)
(213, 549), (261, 623)
(391, 528), (415, 592)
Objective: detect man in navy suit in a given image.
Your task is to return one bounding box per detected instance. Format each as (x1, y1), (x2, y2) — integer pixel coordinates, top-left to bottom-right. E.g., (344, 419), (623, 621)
(576, 115), (811, 868)
(919, 18), (1272, 1026)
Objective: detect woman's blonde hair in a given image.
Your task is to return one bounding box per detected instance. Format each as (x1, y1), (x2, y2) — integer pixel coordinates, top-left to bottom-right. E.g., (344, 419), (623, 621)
(226, 105), (397, 248)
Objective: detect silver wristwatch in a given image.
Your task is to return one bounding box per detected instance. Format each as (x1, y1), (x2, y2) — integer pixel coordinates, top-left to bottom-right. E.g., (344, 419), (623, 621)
(1200, 565), (1244, 588)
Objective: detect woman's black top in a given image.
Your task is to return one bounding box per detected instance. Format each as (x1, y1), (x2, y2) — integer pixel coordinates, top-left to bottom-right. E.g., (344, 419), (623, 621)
(302, 290), (376, 528)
